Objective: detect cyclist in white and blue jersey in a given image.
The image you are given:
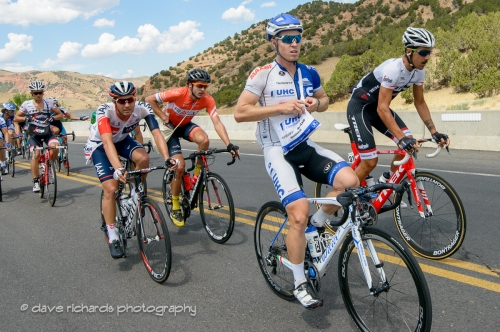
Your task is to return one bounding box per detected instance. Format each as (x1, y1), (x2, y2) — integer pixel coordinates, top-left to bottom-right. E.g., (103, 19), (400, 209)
(235, 13), (359, 309)
(0, 113), (13, 175)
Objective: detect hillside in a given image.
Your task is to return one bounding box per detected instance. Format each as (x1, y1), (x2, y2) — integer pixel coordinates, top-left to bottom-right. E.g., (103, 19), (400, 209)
(138, 0), (499, 109)
(0, 70), (148, 110)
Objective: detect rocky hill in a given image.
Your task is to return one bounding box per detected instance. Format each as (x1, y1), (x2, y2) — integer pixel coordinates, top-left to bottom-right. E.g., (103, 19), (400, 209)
(0, 69), (148, 110)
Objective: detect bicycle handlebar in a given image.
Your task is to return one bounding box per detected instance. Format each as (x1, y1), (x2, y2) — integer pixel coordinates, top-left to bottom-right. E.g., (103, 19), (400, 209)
(56, 131), (75, 142)
(143, 140), (153, 154)
(395, 138), (449, 165)
(185, 148), (236, 172)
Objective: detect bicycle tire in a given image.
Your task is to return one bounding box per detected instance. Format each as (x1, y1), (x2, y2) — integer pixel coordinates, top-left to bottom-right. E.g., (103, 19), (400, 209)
(313, 182), (345, 228)
(39, 172), (45, 199)
(161, 168), (188, 225)
(338, 226), (432, 332)
(10, 157), (15, 177)
(137, 197), (172, 283)
(46, 160), (57, 206)
(198, 172), (235, 244)
(254, 201), (295, 301)
(0, 173), (3, 202)
(65, 146), (70, 176)
(393, 171), (466, 259)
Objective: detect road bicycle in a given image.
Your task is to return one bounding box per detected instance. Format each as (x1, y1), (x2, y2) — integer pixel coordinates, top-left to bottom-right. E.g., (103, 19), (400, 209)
(118, 140), (153, 194)
(21, 129), (31, 160)
(99, 164), (172, 283)
(162, 148), (236, 244)
(0, 143), (15, 178)
(0, 146), (9, 202)
(315, 123), (466, 260)
(56, 131), (75, 176)
(35, 144), (64, 206)
(255, 182), (432, 331)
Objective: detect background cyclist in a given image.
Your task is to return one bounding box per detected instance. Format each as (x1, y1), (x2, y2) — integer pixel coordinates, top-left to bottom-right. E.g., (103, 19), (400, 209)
(0, 110), (13, 175)
(234, 13), (359, 309)
(2, 102), (18, 156)
(346, 27), (450, 188)
(145, 68), (240, 227)
(84, 81), (177, 259)
(14, 81), (63, 192)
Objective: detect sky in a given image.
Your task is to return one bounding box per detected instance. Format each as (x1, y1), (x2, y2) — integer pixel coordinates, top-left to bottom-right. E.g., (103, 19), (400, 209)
(0, 0), (354, 79)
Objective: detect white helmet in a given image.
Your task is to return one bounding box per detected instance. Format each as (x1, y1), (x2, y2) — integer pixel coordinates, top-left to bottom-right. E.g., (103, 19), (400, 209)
(28, 81), (45, 91)
(403, 27), (435, 48)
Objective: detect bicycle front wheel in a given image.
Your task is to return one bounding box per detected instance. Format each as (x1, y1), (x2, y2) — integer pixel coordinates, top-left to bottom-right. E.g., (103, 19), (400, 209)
(137, 197), (172, 283)
(46, 160), (57, 206)
(198, 172), (235, 244)
(394, 171), (466, 259)
(10, 157), (15, 177)
(65, 146), (70, 176)
(254, 201), (295, 301)
(339, 226), (432, 332)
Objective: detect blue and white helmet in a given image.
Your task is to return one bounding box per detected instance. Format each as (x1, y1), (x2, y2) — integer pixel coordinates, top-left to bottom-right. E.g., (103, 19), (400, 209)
(403, 27), (435, 48)
(266, 13), (303, 41)
(2, 102), (16, 112)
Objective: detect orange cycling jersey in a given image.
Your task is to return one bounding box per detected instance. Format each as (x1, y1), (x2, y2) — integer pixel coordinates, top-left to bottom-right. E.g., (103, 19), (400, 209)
(155, 87), (218, 127)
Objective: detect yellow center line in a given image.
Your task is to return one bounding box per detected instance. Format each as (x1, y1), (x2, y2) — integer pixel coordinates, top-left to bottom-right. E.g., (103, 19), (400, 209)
(16, 161), (500, 291)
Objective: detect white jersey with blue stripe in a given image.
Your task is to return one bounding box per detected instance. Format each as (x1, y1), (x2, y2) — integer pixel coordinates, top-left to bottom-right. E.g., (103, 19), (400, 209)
(243, 60), (322, 149)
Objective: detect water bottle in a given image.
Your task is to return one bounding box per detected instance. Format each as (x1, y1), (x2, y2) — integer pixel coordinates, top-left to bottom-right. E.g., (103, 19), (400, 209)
(183, 173), (193, 191)
(378, 172), (390, 184)
(305, 225), (322, 258)
(39, 163), (45, 174)
(119, 194), (130, 217)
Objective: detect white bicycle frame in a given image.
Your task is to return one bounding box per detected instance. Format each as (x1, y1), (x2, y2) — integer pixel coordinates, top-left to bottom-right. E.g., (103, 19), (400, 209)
(271, 197), (386, 292)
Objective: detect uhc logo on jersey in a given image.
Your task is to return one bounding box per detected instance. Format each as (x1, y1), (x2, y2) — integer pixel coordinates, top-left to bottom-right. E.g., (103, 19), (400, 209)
(271, 89), (295, 98)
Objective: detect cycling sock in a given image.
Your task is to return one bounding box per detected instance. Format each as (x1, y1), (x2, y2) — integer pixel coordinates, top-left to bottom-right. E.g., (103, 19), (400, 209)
(33, 177), (39, 183)
(311, 208), (330, 228)
(107, 224), (119, 243)
(172, 196), (180, 210)
(291, 262), (307, 288)
(194, 163), (202, 175)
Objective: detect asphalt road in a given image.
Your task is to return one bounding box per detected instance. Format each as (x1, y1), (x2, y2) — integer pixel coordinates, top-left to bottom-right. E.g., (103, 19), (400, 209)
(0, 138), (499, 331)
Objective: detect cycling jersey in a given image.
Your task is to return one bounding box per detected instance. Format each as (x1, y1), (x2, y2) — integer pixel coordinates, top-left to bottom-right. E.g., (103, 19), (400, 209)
(0, 117), (7, 140)
(154, 87), (218, 127)
(2, 114), (15, 131)
(243, 60), (322, 149)
(18, 99), (56, 129)
(84, 101), (159, 162)
(350, 58), (425, 104)
(243, 60), (348, 206)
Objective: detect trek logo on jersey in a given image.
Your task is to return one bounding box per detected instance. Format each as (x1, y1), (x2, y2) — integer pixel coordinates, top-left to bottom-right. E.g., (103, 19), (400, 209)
(271, 89), (295, 98)
(250, 64), (272, 80)
(382, 76), (393, 84)
(350, 116), (363, 143)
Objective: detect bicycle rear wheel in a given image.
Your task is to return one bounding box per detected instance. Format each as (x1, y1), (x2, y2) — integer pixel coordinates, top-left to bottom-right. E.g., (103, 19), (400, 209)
(338, 226), (432, 332)
(10, 157), (15, 177)
(64, 146), (70, 176)
(198, 172), (235, 244)
(393, 171), (466, 259)
(46, 160), (57, 206)
(254, 201), (295, 301)
(137, 197), (172, 283)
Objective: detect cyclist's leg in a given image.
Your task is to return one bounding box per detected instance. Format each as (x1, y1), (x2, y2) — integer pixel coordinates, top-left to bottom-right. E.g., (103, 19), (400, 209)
(164, 133), (185, 226)
(29, 135), (43, 191)
(46, 135), (59, 162)
(302, 140), (359, 218)
(185, 122), (208, 175)
(373, 109), (413, 173)
(347, 102), (379, 184)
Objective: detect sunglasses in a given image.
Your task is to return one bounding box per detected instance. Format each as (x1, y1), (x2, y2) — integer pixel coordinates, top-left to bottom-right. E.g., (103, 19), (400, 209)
(275, 34), (302, 44)
(32, 91), (44, 95)
(410, 49), (432, 57)
(114, 97), (135, 105)
(192, 83), (209, 89)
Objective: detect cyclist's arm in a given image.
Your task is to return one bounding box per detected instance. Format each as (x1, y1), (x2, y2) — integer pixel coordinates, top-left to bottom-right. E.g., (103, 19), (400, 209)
(377, 86), (406, 140)
(1, 127), (11, 146)
(134, 127), (143, 145)
(305, 88), (329, 113)
(13, 121), (21, 136)
(145, 94), (169, 124)
(413, 85), (436, 135)
(234, 90), (307, 122)
(14, 111), (26, 123)
(51, 107), (64, 121)
(210, 115), (231, 147)
(144, 114), (169, 160)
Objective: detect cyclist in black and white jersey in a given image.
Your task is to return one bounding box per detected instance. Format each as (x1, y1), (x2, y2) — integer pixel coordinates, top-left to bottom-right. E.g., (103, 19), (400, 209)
(235, 13), (359, 309)
(347, 27), (450, 186)
(14, 81), (64, 192)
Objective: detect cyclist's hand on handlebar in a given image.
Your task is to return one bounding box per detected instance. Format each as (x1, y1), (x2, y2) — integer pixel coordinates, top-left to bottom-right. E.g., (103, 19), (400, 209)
(432, 132), (450, 148)
(398, 137), (418, 153)
(165, 158), (179, 170)
(80, 116), (90, 121)
(113, 167), (127, 183)
(227, 143), (240, 160)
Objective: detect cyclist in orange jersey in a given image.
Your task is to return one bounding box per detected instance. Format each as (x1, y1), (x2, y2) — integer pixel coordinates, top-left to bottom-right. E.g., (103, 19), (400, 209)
(145, 68), (240, 227)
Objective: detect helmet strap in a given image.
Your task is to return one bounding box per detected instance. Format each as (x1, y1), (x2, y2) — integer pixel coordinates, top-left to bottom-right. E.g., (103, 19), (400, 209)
(404, 49), (415, 69)
(274, 40), (297, 65)
(189, 85), (202, 100)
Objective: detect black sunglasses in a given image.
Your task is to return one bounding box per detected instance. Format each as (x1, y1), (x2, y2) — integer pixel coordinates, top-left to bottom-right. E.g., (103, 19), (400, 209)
(32, 91), (44, 95)
(409, 49), (432, 57)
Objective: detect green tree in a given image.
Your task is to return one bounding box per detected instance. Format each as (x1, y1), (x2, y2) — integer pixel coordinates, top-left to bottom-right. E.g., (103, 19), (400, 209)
(9, 93), (32, 108)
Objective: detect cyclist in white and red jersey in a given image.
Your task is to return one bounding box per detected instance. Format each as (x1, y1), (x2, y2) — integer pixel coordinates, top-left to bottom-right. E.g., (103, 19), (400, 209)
(235, 13), (359, 309)
(84, 81), (177, 259)
(14, 81), (63, 192)
(347, 27), (450, 186)
(145, 68), (240, 227)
